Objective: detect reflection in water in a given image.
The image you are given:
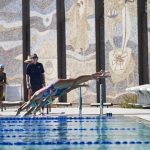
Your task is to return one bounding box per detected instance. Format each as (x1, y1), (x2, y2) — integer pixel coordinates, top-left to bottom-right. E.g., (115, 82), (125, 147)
(23, 119), (46, 150)
(79, 118), (83, 141)
(57, 116), (70, 150)
(0, 120), (5, 150)
(96, 117), (108, 150)
(0, 117), (150, 150)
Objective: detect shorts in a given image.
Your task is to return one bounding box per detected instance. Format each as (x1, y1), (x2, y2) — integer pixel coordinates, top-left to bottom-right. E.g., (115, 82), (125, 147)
(0, 86), (4, 101)
(32, 85), (43, 94)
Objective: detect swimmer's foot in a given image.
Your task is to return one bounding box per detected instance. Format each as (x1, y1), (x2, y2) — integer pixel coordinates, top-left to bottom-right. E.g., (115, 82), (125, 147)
(16, 108), (21, 116)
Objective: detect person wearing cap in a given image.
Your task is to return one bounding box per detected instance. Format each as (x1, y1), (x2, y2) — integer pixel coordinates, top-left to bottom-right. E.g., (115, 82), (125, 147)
(0, 64), (7, 101)
(26, 54), (45, 100)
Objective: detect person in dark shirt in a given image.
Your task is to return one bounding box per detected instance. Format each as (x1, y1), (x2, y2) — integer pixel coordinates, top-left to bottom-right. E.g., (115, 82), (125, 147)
(0, 64), (7, 101)
(26, 54), (45, 99)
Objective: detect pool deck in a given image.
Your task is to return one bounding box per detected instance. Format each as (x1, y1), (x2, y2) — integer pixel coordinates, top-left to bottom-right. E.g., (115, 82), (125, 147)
(0, 107), (150, 122)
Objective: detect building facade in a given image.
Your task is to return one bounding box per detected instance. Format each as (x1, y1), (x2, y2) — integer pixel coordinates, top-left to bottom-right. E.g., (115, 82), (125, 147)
(0, 0), (149, 104)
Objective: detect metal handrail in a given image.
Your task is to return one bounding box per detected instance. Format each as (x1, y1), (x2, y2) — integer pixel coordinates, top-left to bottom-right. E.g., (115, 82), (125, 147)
(79, 87), (82, 115)
(100, 84), (103, 116)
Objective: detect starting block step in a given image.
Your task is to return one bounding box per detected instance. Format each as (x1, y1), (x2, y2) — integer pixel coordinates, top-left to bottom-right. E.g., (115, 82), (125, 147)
(90, 103), (113, 108)
(52, 102), (72, 107)
(142, 105), (150, 109)
(128, 103), (142, 107)
(128, 103), (150, 109)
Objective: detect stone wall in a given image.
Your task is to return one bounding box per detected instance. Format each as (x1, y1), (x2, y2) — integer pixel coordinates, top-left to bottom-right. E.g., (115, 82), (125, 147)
(0, 0), (23, 84)
(0, 0), (150, 104)
(105, 0), (139, 104)
(65, 0), (96, 103)
(30, 0), (58, 83)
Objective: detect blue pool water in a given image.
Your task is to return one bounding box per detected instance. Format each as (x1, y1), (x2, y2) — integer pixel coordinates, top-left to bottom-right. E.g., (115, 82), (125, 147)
(0, 116), (149, 150)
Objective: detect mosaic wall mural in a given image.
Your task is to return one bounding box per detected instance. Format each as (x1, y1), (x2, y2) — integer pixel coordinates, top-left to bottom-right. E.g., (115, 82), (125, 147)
(148, 0), (150, 82)
(0, 0), (23, 84)
(65, 0), (96, 103)
(105, 0), (139, 101)
(1, 0), (149, 103)
(30, 0), (57, 84)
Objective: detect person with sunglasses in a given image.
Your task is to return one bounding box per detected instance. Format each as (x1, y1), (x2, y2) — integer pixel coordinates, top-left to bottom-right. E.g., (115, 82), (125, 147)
(26, 54), (45, 100)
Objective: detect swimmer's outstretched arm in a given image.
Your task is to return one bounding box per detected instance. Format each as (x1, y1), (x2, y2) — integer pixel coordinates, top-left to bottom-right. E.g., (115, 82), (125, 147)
(53, 70), (110, 89)
(72, 70), (110, 86)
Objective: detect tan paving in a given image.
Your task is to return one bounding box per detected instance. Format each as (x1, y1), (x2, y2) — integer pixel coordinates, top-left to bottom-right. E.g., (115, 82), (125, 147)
(0, 107), (150, 122)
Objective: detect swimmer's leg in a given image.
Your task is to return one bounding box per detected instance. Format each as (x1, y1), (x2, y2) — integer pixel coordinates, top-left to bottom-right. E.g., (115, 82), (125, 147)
(16, 101), (31, 116)
(33, 97), (52, 115)
(23, 99), (40, 116)
(33, 99), (47, 115)
(16, 92), (43, 116)
(33, 105), (42, 116)
(23, 107), (35, 116)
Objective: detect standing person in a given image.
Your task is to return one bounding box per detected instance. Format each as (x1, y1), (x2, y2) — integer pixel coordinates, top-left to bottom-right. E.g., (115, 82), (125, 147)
(0, 64), (7, 102)
(26, 54), (45, 99)
(24, 56), (32, 100)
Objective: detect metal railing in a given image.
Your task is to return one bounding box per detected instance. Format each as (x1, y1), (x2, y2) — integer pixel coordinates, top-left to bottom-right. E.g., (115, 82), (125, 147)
(79, 87), (82, 116)
(100, 84), (103, 116)
(46, 84), (104, 116)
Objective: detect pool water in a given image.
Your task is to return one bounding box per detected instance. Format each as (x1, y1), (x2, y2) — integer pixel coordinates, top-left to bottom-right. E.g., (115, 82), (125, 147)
(0, 116), (149, 150)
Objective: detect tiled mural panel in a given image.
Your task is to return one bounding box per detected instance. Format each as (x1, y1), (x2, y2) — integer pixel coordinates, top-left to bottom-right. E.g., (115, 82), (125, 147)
(65, 0), (96, 103)
(1, 0), (148, 103)
(148, 0), (150, 82)
(105, 0), (139, 102)
(0, 0), (23, 84)
(30, 0), (57, 84)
